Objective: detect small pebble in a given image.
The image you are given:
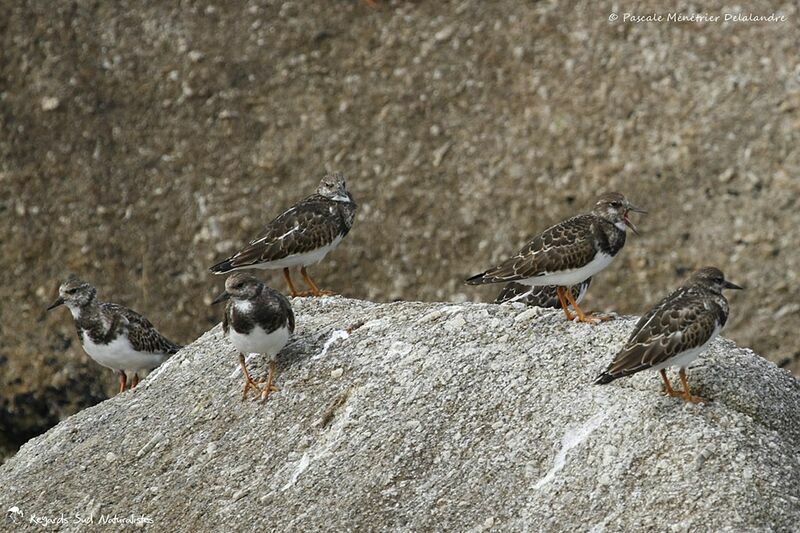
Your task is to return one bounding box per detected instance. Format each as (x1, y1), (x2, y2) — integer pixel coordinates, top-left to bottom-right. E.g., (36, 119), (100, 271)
(41, 96), (60, 111)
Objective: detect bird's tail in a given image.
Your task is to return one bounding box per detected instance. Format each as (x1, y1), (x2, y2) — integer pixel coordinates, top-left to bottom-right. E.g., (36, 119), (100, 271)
(167, 343), (184, 356)
(593, 371), (617, 385)
(209, 258), (234, 274)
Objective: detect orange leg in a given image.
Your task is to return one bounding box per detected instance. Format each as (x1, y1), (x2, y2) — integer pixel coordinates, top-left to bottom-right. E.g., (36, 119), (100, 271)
(555, 287), (576, 321)
(238, 353), (264, 401)
(564, 288), (608, 324)
(118, 372), (127, 394)
(300, 266), (335, 297)
(260, 361), (280, 401)
(283, 268), (300, 297)
(660, 369), (684, 397)
(678, 368), (708, 403)
(131, 374), (140, 389)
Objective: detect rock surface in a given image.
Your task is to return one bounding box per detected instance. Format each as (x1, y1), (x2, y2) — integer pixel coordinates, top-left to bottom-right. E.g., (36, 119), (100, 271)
(2, 0), (800, 460)
(1, 297), (798, 531)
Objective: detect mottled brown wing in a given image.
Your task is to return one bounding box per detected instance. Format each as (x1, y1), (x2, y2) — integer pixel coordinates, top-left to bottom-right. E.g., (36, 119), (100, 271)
(495, 279), (590, 307)
(276, 291), (295, 333)
(211, 196), (341, 272)
(467, 216), (596, 284)
(105, 303), (183, 355)
(605, 293), (718, 377)
(495, 283), (539, 304)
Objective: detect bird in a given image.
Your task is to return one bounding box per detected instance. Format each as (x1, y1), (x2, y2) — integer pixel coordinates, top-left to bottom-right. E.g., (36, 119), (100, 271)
(213, 272), (295, 401)
(594, 267), (743, 403)
(47, 276), (182, 394)
(466, 193), (646, 323)
(209, 172), (357, 297)
(495, 278), (593, 308)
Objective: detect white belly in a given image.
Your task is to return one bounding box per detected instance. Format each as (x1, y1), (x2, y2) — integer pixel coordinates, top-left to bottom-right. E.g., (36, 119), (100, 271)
(249, 235), (343, 269)
(229, 325), (290, 358)
(82, 334), (168, 373)
(518, 252), (614, 287)
(652, 325), (721, 371)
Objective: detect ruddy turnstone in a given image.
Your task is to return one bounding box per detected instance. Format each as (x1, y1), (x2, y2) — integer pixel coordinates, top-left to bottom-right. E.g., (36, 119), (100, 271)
(47, 276), (182, 394)
(209, 172), (357, 297)
(213, 273), (295, 401)
(465, 193), (645, 323)
(594, 267), (743, 403)
(495, 278), (593, 308)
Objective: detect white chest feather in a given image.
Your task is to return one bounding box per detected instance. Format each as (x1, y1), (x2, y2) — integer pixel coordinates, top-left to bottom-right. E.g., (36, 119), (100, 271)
(81, 333), (168, 373)
(520, 252), (614, 287)
(229, 325), (290, 358)
(234, 300), (254, 313)
(253, 234), (344, 269)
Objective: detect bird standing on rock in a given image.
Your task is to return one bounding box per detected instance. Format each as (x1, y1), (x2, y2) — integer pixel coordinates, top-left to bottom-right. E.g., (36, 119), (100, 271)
(495, 278), (593, 309)
(466, 193), (646, 323)
(595, 267), (743, 403)
(47, 276), (182, 394)
(213, 273), (295, 401)
(209, 172), (357, 297)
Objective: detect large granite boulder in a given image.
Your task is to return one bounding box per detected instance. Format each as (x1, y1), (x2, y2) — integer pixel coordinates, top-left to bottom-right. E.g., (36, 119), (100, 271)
(1, 297), (798, 531)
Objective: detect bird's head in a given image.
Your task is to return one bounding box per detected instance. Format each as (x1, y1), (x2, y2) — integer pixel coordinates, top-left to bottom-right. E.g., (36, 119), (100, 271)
(48, 275), (96, 311)
(592, 192), (647, 235)
(689, 266), (744, 293)
(212, 272), (263, 304)
(317, 172), (353, 203)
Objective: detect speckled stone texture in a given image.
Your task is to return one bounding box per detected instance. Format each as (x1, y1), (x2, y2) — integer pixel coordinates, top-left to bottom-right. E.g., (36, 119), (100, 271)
(2, 0), (800, 462)
(1, 297), (798, 531)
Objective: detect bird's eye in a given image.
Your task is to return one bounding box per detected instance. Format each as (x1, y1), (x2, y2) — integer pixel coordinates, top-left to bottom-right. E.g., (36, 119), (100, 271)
(65, 288), (76, 294)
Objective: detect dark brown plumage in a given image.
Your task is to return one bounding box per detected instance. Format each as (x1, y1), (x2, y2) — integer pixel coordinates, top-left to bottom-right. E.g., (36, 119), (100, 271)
(466, 215), (625, 285)
(466, 193), (645, 323)
(221, 283), (295, 338)
(97, 304), (183, 355)
(595, 267), (743, 403)
(214, 273), (295, 401)
(210, 173), (356, 297)
(495, 278), (592, 308)
(47, 276), (182, 394)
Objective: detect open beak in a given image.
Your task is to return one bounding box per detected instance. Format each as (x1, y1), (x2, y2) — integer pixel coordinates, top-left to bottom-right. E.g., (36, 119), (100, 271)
(47, 296), (65, 311)
(211, 291), (230, 305)
(623, 214), (640, 235)
(724, 280), (744, 290)
(623, 202), (647, 235)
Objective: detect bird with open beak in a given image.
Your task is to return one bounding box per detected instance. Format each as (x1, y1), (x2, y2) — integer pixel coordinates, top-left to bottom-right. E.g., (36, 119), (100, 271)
(466, 192), (646, 323)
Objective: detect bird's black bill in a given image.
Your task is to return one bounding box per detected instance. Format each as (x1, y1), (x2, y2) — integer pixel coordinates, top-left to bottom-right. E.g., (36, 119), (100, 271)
(46, 297), (64, 311)
(211, 291), (230, 305)
(623, 202), (646, 235)
(724, 280), (744, 290)
(627, 203), (648, 214)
